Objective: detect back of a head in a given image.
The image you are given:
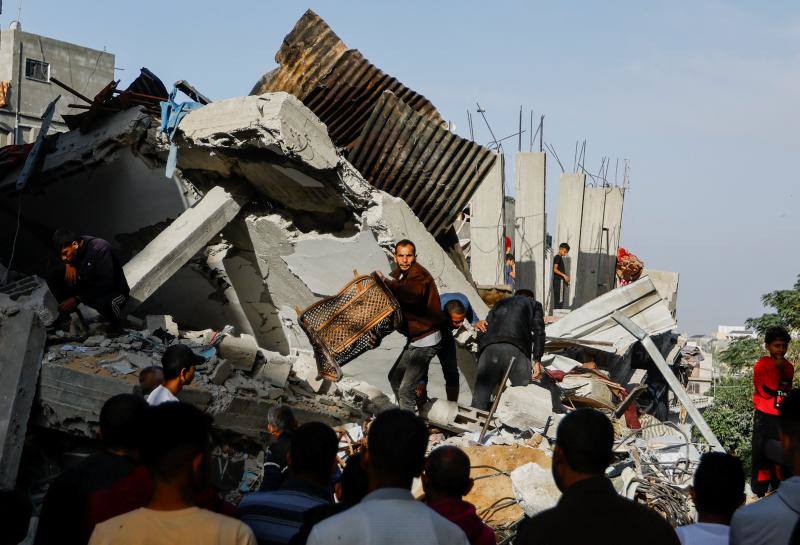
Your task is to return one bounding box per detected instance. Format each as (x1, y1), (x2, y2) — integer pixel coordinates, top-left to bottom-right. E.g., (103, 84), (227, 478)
(368, 409), (428, 483)
(693, 452), (744, 518)
(426, 446), (472, 498)
(52, 228), (78, 251)
(514, 289), (535, 299)
(340, 452), (370, 504)
(141, 402), (212, 481)
(289, 422), (338, 482)
(268, 405), (297, 434)
(100, 393), (148, 451)
(556, 408), (613, 474)
(161, 344), (202, 380)
(780, 389), (800, 445)
(0, 489), (31, 545)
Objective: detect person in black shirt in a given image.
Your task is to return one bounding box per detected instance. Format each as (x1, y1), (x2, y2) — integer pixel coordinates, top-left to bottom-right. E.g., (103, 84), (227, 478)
(514, 408), (679, 545)
(552, 243), (570, 310)
(35, 394), (148, 545)
(47, 229), (130, 329)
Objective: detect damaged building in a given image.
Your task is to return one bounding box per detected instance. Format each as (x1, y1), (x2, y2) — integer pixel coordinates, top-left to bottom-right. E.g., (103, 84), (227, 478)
(0, 9), (716, 542)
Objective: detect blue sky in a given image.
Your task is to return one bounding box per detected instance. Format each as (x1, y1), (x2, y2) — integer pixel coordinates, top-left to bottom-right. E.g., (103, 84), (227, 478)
(7, 1), (799, 334)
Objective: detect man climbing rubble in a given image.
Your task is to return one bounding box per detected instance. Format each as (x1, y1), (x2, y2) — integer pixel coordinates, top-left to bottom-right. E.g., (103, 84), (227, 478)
(47, 229), (130, 333)
(417, 293), (487, 404)
(471, 289), (545, 411)
(377, 240), (445, 412)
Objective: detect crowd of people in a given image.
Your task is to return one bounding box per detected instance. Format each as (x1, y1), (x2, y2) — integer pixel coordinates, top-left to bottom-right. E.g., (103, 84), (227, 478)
(1, 232), (797, 545)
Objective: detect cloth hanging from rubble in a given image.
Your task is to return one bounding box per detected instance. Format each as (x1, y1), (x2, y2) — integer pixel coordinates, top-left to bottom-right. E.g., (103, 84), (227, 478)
(160, 86), (202, 177)
(0, 80), (9, 109)
(616, 248), (643, 286)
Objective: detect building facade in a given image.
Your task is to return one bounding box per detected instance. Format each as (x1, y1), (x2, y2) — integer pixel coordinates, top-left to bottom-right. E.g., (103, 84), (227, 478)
(0, 22), (114, 145)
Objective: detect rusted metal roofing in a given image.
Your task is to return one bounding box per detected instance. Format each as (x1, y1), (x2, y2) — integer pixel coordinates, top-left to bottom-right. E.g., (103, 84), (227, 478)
(349, 92), (496, 237)
(253, 9), (496, 237)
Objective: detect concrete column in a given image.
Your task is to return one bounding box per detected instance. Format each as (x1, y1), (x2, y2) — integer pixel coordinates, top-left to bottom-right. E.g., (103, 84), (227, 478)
(600, 187), (625, 293)
(0, 310), (46, 488)
(574, 187), (607, 306)
(514, 152), (546, 301)
(469, 153), (505, 286)
(124, 186), (242, 307)
(554, 173), (586, 308)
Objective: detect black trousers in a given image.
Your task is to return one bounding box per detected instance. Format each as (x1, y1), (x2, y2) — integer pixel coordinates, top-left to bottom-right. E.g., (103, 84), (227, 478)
(388, 343), (441, 411)
(45, 262), (127, 325)
(553, 280), (564, 309)
(471, 343), (531, 411)
(752, 410), (782, 497)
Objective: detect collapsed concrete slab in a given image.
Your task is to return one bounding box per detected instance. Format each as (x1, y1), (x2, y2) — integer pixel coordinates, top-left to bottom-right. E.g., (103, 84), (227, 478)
(0, 309), (46, 488)
(124, 186), (243, 307)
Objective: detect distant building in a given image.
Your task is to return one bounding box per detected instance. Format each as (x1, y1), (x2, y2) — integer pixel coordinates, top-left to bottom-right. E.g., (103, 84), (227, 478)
(715, 325), (757, 341)
(0, 21), (115, 145)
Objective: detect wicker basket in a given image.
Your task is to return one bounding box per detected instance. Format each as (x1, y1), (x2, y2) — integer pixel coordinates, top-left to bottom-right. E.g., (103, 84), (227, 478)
(298, 272), (402, 381)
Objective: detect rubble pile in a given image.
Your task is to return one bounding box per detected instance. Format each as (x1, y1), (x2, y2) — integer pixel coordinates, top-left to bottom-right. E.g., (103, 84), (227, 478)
(0, 9), (721, 541)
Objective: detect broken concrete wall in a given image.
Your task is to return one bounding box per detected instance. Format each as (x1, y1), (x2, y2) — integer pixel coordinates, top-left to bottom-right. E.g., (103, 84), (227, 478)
(469, 153), (505, 286)
(643, 270), (680, 316)
(554, 173), (585, 308)
(514, 152), (546, 301)
(0, 309), (46, 488)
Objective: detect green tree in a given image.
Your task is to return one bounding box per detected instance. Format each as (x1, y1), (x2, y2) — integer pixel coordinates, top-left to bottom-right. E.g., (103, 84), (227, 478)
(720, 338), (764, 373)
(704, 376), (753, 475)
(746, 274), (800, 334)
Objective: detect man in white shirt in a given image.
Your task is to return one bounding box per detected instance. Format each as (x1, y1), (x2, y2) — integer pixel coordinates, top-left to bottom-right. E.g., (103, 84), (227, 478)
(676, 452), (744, 545)
(307, 409), (469, 545)
(89, 402), (255, 545)
(731, 389), (800, 545)
(146, 344), (204, 406)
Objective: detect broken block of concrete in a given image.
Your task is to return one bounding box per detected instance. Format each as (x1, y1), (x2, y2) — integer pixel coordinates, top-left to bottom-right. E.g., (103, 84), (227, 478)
(256, 362), (292, 389)
(218, 333), (259, 371)
(124, 186), (242, 307)
(146, 315), (180, 337)
(83, 335), (106, 347)
(510, 462), (560, 517)
(495, 384), (557, 431)
(337, 378), (396, 415)
(292, 354), (325, 393)
(18, 282), (59, 326)
(0, 310), (46, 488)
(210, 360), (233, 385)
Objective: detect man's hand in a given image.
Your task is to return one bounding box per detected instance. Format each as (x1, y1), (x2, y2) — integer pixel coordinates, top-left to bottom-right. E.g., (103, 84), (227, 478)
(64, 264), (78, 286)
(474, 320), (488, 333)
(532, 361), (543, 382)
(564, 275), (571, 285)
(374, 270), (385, 281)
(58, 297), (78, 314)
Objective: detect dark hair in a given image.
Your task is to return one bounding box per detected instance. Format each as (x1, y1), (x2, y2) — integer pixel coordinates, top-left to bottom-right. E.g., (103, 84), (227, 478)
(559, 242), (570, 251)
(515, 289), (535, 299)
(368, 409), (428, 483)
(765, 326), (791, 344)
(394, 239), (416, 255)
(426, 446), (472, 498)
(161, 344), (203, 380)
(0, 489), (31, 545)
(268, 405), (297, 434)
(100, 393), (148, 451)
(340, 452), (370, 504)
(289, 422), (338, 482)
(780, 389), (800, 442)
(555, 408), (613, 474)
(141, 402), (213, 480)
(444, 299), (466, 316)
(52, 228), (79, 251)
(692, 452), (744, 518)
(505, 253), (515, 261)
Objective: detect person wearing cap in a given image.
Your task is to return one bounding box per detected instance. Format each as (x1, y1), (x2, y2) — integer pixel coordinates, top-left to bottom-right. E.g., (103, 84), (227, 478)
(146, 345), (205, 406)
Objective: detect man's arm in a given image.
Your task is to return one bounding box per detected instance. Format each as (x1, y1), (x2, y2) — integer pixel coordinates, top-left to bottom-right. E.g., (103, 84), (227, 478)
(531, 301), (545, 362)
(753, 359), (774, 399)
(553, 261), (570, 283)
(425, 277), (445, 326)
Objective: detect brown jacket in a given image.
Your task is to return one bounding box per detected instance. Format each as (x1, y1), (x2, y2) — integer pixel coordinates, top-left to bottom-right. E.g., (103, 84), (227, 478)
(387, 262), (444, 342)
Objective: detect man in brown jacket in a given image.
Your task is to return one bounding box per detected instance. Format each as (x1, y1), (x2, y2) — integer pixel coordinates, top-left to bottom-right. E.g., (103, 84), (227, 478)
(380, 240), (444, 412)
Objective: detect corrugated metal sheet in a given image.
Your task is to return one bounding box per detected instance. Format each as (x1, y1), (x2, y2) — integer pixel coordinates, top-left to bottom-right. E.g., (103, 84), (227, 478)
(349, 92), (496, 236)
(545, 277), (677, 356)
(253, 10), (496, 237)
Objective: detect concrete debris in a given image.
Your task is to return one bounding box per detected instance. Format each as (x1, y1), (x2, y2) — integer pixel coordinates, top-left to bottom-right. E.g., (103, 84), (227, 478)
(209, 360), (233, 385)
(0, 309), (46, 488)
(218, 333), (259, 371)
(495, 384), (561, 433)
(146, 314), (180, 337)
(291, 354), (326, 393)
(510, 462), (561, 517)
(0, 276), (60, 326)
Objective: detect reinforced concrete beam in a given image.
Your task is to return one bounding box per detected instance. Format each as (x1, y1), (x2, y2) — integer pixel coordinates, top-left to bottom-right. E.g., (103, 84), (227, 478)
(514, 152), (546, 301)
(554, 173), (585, 308)
(123, 186), (242, 308)
(470, 152), (505, 286)
(0, 310), (46, 488)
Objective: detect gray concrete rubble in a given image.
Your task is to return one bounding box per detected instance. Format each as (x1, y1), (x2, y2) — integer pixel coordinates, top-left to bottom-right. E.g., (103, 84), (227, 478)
(0, 309), (46, 488)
